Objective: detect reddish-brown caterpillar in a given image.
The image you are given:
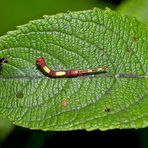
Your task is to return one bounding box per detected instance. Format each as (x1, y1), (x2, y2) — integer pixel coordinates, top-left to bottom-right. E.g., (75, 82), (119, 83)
(36, 57), (108, 78)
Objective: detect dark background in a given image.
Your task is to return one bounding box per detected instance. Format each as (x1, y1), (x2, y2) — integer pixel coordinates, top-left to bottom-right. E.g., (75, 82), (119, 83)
(1, 127), (148, 148)
(0, 0), (147, 148)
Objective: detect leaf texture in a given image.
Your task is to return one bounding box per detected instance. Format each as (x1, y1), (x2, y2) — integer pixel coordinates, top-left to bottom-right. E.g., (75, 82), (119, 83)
(0, 8), (147, 131)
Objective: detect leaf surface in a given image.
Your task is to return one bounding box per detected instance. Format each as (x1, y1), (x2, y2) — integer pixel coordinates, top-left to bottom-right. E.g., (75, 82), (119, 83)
(0, 8), (147, 131)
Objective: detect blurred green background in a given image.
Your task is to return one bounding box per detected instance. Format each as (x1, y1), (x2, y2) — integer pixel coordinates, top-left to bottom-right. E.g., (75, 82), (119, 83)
(0, 0), (115, 36)
(0, 0), (147, 147)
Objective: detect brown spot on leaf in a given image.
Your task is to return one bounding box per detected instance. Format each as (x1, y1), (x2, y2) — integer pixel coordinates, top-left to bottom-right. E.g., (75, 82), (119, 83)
(126, 48), (132, 53)
(133, 36), (139, 42)
(16, 91), (24, 99)
(61, 99), (69, 107)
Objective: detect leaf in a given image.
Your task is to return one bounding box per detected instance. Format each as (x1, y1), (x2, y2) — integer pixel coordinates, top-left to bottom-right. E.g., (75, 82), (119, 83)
(0, 8), (147, 131)
(117, 0), (148, 23)
(0, 117), (14, 142)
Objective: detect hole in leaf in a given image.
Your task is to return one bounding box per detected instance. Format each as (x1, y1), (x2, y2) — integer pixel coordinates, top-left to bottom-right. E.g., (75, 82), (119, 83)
(104, 107), (110, 113)
(0, 58), (8, 65)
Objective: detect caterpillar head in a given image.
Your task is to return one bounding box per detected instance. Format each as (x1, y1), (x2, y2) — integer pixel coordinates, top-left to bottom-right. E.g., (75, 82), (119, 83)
(36, 57), (46, 67)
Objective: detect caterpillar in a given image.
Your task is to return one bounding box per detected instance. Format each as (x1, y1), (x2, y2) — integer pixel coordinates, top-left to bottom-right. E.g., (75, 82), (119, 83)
(36, 57), (108, 78)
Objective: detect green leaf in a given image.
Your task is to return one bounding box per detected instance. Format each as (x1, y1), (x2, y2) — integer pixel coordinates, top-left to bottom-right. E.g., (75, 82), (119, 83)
(117, 0), (148, 23)
(0, 8), (147, 131)
(0, 117), (14, 142)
